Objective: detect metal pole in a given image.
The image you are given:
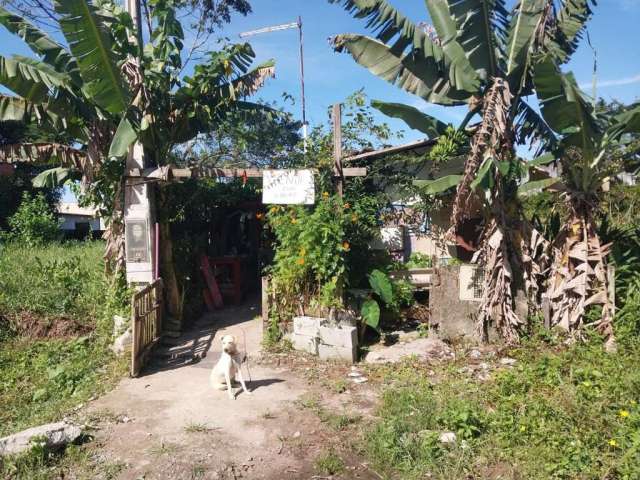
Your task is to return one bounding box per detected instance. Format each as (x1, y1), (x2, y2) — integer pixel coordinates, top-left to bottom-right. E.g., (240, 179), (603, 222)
(297, 16), (308, 153)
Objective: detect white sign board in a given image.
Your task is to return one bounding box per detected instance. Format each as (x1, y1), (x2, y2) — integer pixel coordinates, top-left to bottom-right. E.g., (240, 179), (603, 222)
(262, 169), (315, 205)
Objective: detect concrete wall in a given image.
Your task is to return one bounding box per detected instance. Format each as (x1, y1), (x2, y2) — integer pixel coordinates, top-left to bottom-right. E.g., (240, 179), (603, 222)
(429, 265), (480, 343)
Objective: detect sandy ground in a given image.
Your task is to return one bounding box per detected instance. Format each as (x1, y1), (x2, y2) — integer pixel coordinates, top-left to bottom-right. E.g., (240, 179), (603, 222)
(82, 298), (379, 480)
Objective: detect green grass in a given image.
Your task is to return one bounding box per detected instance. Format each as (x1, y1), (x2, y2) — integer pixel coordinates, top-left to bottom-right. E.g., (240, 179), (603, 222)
(0, 241), (129, 437)
(363, 333), (640, 479)
(314, 449), (345, 476)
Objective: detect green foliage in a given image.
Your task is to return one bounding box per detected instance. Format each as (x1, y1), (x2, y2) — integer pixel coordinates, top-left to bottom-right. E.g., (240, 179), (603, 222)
(364, 338), (640, 479)
(403, 252), (433, 269)
(6, 191), (59, 246)
(360, 269), (415, 333)
(0, 241), (129, 437)
(360, 299), (380, 331)
(368, 269), (393, 305)
(267, 193), (351, 318)
(314, 449), (345, 476)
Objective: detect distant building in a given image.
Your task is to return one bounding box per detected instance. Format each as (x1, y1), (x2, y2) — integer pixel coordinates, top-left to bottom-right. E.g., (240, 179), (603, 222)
(56, 202), (105, 238)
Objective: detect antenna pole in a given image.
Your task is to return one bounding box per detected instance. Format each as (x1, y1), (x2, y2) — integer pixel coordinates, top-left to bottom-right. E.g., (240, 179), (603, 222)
(298, 16), (308, 153)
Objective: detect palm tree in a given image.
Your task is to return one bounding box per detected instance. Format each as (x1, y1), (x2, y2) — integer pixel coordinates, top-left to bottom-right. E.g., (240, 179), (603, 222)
(0, 1), (274, 274)
(329, 0), (596, 342)
(533, 58), (640, 349)
(0, 1), (275, 331)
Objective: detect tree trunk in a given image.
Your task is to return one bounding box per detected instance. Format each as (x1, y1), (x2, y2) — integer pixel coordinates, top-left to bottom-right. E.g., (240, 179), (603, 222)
(158, 188), (183, 335)
(547, 203), (616, 350)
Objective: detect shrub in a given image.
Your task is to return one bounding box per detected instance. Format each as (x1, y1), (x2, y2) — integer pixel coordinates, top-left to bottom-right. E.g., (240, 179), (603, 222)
(7, 192), (59, 246)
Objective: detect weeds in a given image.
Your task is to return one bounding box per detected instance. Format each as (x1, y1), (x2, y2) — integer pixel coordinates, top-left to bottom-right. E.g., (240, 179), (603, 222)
(314, 449), (345, 476)
(363, 335), (640, 479)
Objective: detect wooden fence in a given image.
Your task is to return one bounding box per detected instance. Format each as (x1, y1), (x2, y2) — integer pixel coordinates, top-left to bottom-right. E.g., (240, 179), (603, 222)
(131, 279), (164, 377)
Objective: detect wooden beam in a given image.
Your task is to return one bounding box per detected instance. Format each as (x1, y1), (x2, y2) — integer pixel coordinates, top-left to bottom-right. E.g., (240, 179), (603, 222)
(131, 166), (366, 180)
(332, 103), (343, 197)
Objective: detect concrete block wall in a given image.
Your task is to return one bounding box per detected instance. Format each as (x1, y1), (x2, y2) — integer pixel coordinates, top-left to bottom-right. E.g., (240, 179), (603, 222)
(291, 316), (358, 363)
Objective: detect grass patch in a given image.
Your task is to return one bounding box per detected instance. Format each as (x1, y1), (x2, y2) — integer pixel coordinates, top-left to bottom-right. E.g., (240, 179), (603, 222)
(184, 422), (214, 433)
(363, 334), (640, 479)
(314, 449), (345, 476)
(0, 241), (129, 437)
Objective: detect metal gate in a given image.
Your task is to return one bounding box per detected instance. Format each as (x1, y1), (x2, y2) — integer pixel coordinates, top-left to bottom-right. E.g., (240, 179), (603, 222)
(131, 279), (164, 377)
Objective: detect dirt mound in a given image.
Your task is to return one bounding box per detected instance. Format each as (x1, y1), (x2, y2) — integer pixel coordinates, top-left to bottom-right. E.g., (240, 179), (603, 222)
(5, 312), (93, 339)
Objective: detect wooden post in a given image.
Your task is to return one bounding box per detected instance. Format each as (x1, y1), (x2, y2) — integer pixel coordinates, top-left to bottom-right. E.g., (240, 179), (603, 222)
(332, 103), (343, 197)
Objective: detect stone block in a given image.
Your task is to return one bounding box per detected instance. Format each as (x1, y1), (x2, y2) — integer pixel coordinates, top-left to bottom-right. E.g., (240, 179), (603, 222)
(318, 343), (357, 363)
(293, 316), (322, 337)
(0, 422), (82, 457)
(318, 325), (357, 349)
(291, 332), (318, 355)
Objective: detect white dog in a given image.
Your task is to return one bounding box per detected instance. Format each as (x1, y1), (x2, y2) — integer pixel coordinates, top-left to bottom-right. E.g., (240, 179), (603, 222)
(210, 334), (251, 399)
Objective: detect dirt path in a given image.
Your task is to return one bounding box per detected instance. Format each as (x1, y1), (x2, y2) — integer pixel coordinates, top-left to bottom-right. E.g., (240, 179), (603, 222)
(82, 298), (378, 479)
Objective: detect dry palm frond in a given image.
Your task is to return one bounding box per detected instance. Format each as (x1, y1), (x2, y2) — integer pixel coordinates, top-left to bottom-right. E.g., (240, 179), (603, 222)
(0, 142), (86, 166)
(450, 77), (513, 234)
(547, 201), (616, 350)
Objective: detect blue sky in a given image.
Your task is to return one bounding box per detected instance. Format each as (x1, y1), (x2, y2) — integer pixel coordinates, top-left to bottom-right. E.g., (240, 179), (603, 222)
(1, 1), (639, 148)
(215, 0), (640, 142)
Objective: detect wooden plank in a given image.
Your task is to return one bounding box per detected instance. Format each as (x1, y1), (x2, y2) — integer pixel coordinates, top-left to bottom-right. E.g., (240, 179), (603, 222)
(200, 255), (224, 308)
(134, 167), (366, 181)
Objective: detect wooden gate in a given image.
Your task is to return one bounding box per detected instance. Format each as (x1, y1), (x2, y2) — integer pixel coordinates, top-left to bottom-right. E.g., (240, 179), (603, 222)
(131, 279), (164, 377)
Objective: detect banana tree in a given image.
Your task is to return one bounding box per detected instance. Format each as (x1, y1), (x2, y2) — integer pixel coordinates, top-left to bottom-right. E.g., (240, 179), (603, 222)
(534, 58), (640, 349)
(329, 0), (596, 342)
(0, 1), (274, 275)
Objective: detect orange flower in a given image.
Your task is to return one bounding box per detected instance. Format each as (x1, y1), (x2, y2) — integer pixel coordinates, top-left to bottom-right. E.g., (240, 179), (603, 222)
(255, 212), (264, 220)
(342, 241), (350, 251)
(344, 202), (351, 209)
(296, 257), (305, 265)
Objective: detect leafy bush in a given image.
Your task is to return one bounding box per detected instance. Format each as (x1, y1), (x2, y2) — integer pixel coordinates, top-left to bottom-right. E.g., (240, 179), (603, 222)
(6, 192), (59, 246)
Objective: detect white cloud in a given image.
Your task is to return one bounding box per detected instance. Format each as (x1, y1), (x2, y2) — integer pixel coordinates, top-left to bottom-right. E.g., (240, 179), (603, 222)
(579, 74), (640, 90)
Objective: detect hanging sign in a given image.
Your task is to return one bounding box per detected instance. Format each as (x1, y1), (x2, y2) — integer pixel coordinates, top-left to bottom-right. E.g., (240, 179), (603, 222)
(262, 169), (315, 205)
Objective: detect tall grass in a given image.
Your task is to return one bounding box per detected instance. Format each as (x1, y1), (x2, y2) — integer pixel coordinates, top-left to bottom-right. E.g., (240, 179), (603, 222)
(0, 241), (129, 437)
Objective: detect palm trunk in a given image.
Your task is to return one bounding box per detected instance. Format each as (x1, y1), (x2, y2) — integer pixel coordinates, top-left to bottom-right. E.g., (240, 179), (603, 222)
(547, 200), (616, 350)
(450, 78), (541, 343)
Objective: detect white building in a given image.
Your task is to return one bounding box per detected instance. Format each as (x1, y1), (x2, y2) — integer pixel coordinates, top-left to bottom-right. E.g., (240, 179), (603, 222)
(56, 202), (105, 237)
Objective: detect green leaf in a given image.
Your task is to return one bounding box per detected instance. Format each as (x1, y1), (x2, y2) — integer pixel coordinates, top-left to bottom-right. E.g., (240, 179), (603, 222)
(108, 116), (137, 159)
(470, 155), (494, 191)
(534, 57), (601, 155)
(360, 299), (381, 331)
(371, 100), (448, 138)
(607, 102), (640, 141)
(328, 0), (442, 57)
(332, 34), (471, 106)
(505, 0), (546, 78)
(528, 152), (556, 167)
(448, 0), (509, 78)
(0, 7), (80, 83)
(55, 0), (129, 114)
(424, 0), (480, 93)
(0, 55), (73, 103)
(414, 175), (462, 194)
(32, 167), (80, 188)
(545, 0), (597, 64)
(368, 269), (394, 305)
(517, 177), (562, 198)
